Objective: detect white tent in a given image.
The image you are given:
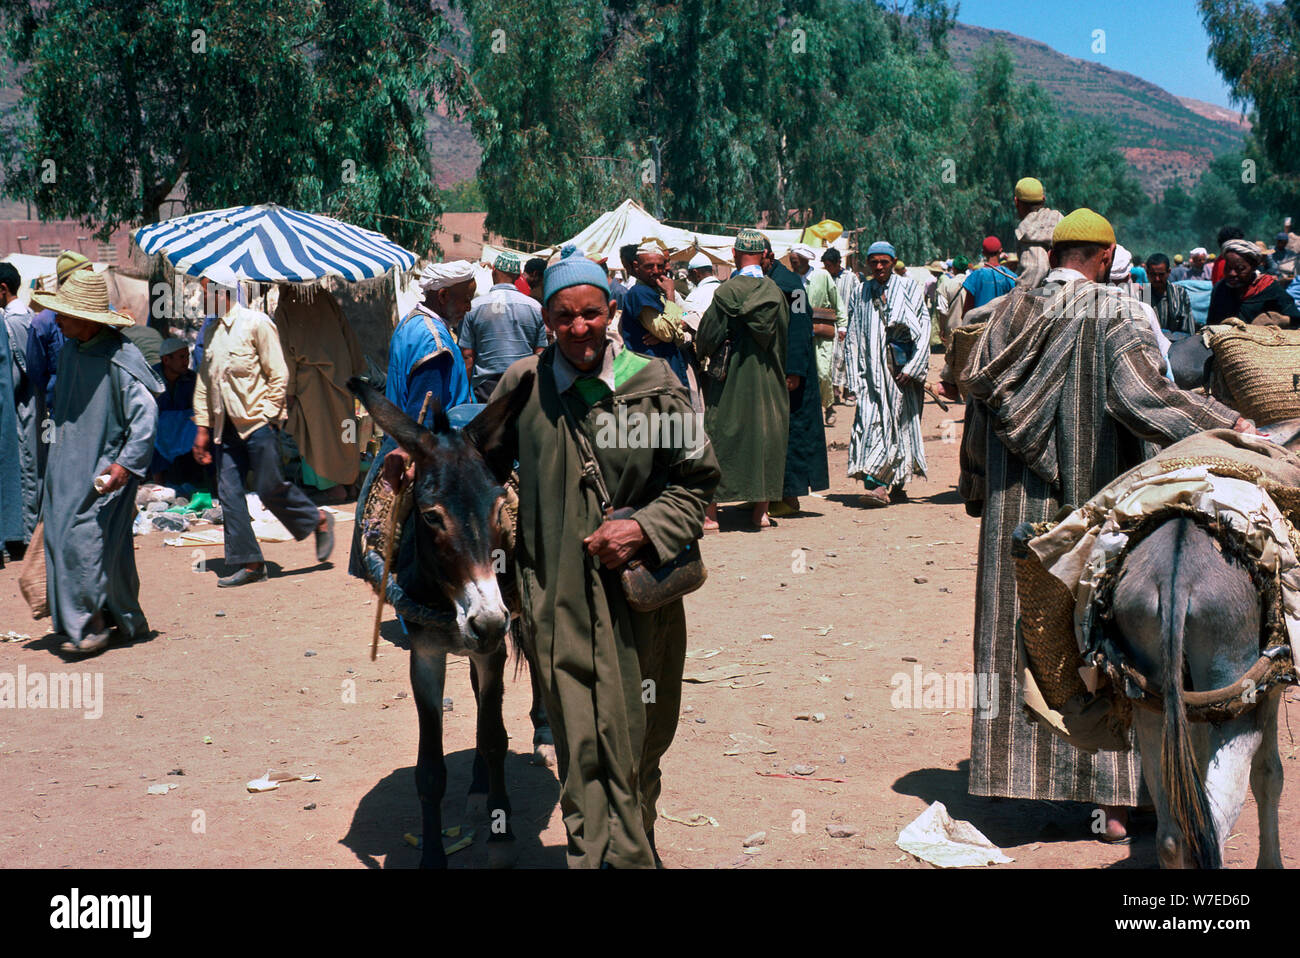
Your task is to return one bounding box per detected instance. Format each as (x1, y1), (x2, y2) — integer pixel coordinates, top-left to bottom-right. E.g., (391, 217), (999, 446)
(1, 253), (154, 325)
(535, 199), (732, 266)
(479, 242), (539, 269)
(538, 200), (853, 272)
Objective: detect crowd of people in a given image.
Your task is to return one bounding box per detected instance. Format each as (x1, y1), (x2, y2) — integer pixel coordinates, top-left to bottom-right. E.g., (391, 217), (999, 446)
(2, 170), (1299, 866)
(0, 254), (359, 650)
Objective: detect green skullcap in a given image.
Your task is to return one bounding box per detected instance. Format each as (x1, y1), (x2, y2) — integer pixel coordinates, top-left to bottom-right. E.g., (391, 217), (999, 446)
(493, 251), (522, 275)
(734, 229), (766, 253)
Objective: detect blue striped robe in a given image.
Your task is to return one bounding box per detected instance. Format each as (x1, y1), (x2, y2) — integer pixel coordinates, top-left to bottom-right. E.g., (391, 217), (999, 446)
(844, 274), (930, 487)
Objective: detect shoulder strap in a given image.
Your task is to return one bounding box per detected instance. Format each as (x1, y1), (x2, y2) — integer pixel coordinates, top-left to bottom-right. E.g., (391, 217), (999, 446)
(558, 395), (614, 517)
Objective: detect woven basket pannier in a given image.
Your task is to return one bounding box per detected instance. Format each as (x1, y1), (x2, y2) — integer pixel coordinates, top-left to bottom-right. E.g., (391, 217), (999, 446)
(1209, 320), (1300, 425)
(949, 322), (987, 397)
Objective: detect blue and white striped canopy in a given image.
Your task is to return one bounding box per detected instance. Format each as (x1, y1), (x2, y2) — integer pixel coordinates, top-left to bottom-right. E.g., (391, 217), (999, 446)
(132, 204), (417, 285)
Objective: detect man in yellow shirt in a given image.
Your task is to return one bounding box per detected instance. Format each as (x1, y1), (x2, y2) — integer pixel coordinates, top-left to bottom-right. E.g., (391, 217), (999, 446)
(192, 282), (333, 587)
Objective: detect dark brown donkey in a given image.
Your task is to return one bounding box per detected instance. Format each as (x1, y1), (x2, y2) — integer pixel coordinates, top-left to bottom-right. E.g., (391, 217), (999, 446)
(349, 373), (538, 868)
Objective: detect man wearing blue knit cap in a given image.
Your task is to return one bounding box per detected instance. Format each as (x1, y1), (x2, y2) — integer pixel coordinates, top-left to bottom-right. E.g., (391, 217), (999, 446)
(844, 238), (930, 507)
(490, 248), (721, 868)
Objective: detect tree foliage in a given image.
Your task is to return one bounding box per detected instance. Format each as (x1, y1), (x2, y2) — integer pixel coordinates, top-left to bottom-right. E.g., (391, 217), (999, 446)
(1200, 0), (1300, 181)
(0, 0), (451, 250)
(1121, 147), (1292, 258)
(450, 0), (652, 245)
(453, 1), (1154, 261)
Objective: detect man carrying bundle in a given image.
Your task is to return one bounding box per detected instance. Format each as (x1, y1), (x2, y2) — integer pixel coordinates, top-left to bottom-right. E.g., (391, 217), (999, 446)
(1012, 177), (1063, 290)
(765, 240), (829, 515)
(787, 243), (845, 427)
(844, 239), (930, 508)
(959, 208), (1254, 842)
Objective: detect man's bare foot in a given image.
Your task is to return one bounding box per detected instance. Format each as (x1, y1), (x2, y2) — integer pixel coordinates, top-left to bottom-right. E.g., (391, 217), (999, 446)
(704, 503), (719, 534)
(750, 503), (771, 528)
(1098, 805), (1130, 844)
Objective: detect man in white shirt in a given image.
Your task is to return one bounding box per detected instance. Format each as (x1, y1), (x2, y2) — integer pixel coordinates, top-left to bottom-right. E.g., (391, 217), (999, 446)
(681, 252), (721, 333)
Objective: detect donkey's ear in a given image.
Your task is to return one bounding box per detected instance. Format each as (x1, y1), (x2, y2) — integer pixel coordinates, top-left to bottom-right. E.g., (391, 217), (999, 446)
(463, 371), (533, 484)
(347, 377), (438, 465)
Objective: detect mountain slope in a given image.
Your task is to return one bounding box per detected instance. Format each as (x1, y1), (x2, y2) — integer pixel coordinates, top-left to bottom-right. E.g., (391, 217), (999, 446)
(946, 22), (1246, 195)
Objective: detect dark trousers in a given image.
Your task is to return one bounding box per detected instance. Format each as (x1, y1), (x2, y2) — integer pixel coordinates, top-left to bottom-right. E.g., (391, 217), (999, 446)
(472, 375), (501, 403)
(215, 423), (320, 566)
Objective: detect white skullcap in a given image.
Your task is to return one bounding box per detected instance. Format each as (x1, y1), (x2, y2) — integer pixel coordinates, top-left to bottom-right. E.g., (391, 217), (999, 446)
(1190, 247), (1208, 257)
(1109, 245), (1133, 282)
(636, 239), (665, 256)
(418, 260), (476, 292)
(789, 243), (819, 262)
(687, 252), (712, 270)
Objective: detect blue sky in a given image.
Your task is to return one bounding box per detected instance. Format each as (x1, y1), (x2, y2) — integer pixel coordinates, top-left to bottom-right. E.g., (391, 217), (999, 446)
(953, 0), (1240, 108)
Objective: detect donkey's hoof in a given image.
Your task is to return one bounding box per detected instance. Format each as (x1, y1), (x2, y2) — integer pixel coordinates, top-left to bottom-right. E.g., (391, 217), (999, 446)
(531, 743), (556, 768)
(465, 792), (489, 817)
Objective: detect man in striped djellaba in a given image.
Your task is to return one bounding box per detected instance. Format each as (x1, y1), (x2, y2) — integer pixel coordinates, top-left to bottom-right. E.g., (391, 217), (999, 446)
(958, 209), (1254, 843)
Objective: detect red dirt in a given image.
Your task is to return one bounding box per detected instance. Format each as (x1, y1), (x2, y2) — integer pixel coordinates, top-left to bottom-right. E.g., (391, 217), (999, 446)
(3, 399), (1297, 869)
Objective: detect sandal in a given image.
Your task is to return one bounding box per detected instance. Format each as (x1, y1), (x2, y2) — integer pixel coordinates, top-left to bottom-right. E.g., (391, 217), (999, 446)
(61, 630), (113, 656)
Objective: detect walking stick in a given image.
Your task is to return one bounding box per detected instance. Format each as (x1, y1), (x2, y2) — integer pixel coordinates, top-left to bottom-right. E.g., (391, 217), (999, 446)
(923, 382), (950, 412)
(369, 390), (433, 661)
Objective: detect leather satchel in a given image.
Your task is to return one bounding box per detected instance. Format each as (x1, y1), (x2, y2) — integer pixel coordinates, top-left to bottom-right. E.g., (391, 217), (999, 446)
(560, 398), (707, 612)
(608, 506), (707, 612)
(812, 307), (837, 339)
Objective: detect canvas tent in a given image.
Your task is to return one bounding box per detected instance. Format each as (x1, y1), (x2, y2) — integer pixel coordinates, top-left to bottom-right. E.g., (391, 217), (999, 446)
(536, 199), (851, 269)
(2, 253), (152, 325)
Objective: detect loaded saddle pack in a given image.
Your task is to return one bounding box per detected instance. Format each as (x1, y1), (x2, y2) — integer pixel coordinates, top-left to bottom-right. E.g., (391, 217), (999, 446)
(357, 402), (520, 659)
(1013, 428), (1300, 752)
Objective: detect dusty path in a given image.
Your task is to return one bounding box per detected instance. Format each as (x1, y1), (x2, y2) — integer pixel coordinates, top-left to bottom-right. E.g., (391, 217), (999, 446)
(2, 399), (1297, 869)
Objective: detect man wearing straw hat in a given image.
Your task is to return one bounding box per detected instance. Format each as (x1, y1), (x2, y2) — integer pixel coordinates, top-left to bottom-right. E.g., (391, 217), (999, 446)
(26, 250), (92, 416)
(191, 282), (336, 588)
(30, 270), (163, 654)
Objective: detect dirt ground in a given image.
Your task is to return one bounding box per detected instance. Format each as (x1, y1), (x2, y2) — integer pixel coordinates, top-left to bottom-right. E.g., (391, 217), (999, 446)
(3, 397), (1298, 870)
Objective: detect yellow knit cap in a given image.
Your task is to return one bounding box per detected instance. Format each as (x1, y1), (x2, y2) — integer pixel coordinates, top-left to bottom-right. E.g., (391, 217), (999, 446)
(1014, 177), (1045, 203)
(1052, 208), (1116, 246)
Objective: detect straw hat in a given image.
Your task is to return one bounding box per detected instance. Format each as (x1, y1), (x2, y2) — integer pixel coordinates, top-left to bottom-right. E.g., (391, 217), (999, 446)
(30, 270), (132, 328)
(55, 250), (92, 286)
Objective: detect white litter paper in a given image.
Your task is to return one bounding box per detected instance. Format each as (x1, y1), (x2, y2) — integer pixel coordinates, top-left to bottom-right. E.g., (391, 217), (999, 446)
(164, 502), (351, 546)
(896, 801), (1013, 868)
(246, 770), (322, 793)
